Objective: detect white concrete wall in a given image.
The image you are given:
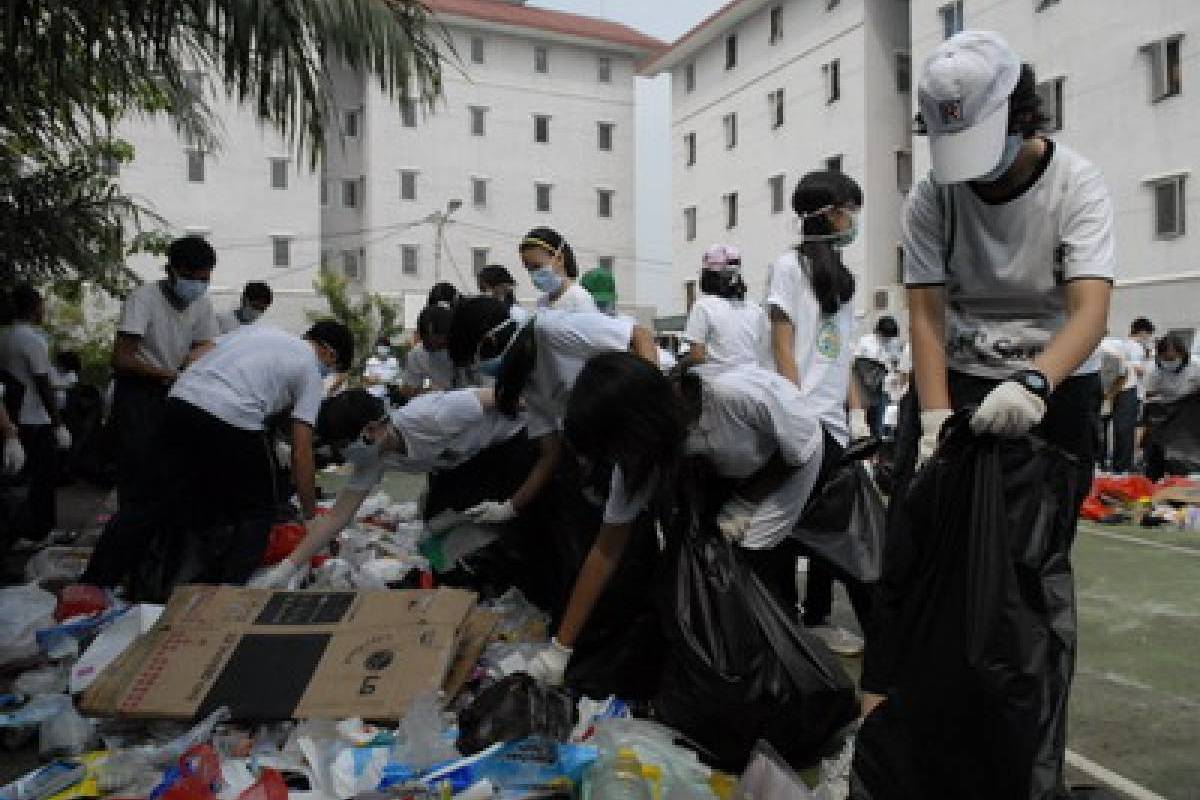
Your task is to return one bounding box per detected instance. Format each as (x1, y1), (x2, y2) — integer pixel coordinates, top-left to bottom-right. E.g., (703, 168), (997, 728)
(909, 0), (1200, 335)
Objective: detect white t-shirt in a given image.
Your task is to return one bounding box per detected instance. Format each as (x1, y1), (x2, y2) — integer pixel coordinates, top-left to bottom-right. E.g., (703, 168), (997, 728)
(602, 464), (656, 525)
(683, 295), (770, 368)
(1097, 337), (1130, 396)
(216, 308), (246, 334)
(347, 389), (525, 491)
(903, 141), (1116, 379)
(364, 354), (400, 398)
(170, 325), (325, 431)
(403, 343), (456, 391)
(685, 364), (824, 549)
(118, 281), (219, 373)
(1145, 362), (1200, 405)
(854, 333), (905, 371)
(1122, 337), (1151, 395)
(525, 310), (634, 439)
(0, 323), (53, 425)
(765, 251), (854, 446)
(538, 282), (597, 313)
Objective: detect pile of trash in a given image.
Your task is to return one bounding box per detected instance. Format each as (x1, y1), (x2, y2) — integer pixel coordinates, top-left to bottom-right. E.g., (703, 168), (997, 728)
(1079, 474), (1200, 529)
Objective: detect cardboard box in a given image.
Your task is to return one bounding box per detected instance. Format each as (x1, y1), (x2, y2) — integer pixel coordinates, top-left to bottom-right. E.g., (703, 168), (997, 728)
(80, 586), (477, 722)
(1151, 485), (1200, 506)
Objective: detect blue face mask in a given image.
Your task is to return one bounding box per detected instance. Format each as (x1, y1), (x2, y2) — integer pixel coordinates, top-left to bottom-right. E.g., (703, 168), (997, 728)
(531, 266), (563, 295)
(172, 277), (208, 305)
(832, 216), (858, 249)
(478, 356), (503, 378)
(976, 134), (1024, 183)
(318, 361), (333, 378)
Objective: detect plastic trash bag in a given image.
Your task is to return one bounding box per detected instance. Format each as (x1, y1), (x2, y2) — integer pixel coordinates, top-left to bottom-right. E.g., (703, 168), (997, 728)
(794, 459), (887, 583)
(1143, 394), (1200, 480)
(456, 674), (575, 756)
(39, 704), (95, 756)
(736, 740), (815, 800)
(0, 583), (57, 665)
(851, 416), (1079, 800)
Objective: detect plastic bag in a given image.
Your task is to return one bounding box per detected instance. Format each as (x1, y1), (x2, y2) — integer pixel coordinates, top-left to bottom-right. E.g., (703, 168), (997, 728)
(456, 674), (575, 756)
(260, 523), (306, 566)
(0, 584), (57, 665)
(588, 717), (715, 799)
(393, 691), (458, 771)
(235, 770), (286, 800)
(794, 460), (887, 583)
(1143, 395), (1200, 480)
(55, 584), (110, 621)
(736, 740), (815, 800)
(39, 705), (95, 756)
(14, 665), (67, 695)
(851, 416), (1079, 800)
(24, 547), (91, 585)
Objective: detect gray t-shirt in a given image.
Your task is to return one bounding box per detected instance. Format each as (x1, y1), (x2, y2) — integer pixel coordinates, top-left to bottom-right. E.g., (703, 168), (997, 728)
(118, 281), (219, 373)
(903, 141), (1115, 379)
(0, 322), (53, 425)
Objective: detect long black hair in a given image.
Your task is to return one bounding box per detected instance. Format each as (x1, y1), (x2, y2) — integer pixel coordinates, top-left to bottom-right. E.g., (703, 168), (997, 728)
(565, 352), (685, 502)
(791, 170), (859, 315)
(520, 226), (579, 277)
(447, 295), (536, 416)
(699, 269), (746, 300)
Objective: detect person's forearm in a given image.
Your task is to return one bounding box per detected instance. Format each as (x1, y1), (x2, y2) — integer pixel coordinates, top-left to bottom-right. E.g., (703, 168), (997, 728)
(737, 452), (798, 503)
(510, 433), (561, 511)
(181, 341), (214, 368)
(555, 522), (632, 647)
(287, 489), (364, 565)
(0, 410), (17, 439)
(770, 314), (799, 385)
(629, 325), (658, 365)
(847, 372), (864, 412)
(112, 349), (177, 382)
(1032, 280), (1111, 388)
(908, 287), (951, 411)
(292, 445), (318, 518)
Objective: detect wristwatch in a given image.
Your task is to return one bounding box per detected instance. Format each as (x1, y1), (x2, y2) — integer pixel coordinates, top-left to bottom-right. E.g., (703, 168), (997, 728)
(1009, 368), (1051, 400)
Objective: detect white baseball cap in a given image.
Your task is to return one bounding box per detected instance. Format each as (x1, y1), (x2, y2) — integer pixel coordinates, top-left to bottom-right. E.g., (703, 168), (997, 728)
(702, 243), (741, 270)
(918, 31), (1021, 183)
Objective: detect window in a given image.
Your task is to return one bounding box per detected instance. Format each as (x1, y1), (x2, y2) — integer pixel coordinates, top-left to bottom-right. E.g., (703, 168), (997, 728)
(401, 100), (417, 128)
(470, 35), (485, 64)
(534, 114), (550, 143)
(823, 59), (841, 103)
(827, 0), (841, 8)
(534, 45), (549, 73)
(400, 170), (417, 201)
(873, 290), (890, 311)
(769, 174), (786, 214)
(724, 192), (738, 229)
(535, 182), (552, 213)
(684, 62), (696, 93)
(597, 256), (614, 273)
(1152, 175), (1186, 238)
(598, 55), (612, 83)
(1036, 77), (1065, 131)
(725, 35), (737, 70)
(826, 154), (843, 172)
(272, 236), (291, 268)
(186, 149), (205, 183)
(683, 206), (697, 241)
(342, 178), (359, 209)
(723, 113), (737, 149)
(896, 149), (913, 194)
(1035, 0), (1060, 9)
(1144, 36), (1183, 101)
(896, 246), (905, 284)
(343, 109), (360, 138)
(895, 51), (911, 93)
(343, 249), (362, 281)
(685, 132), (697, 167)
(319, 178), (328, 206)
(471, 177), (487, 208)
(401, 245), (419, 276)
(768, 88), (785, 129)
(939, 1), (964, 39)
(472, 247), (489, 274)
(270, 158), (288, 190)
(598, 122), (614, 152)
(597, 189), (614, 219)
(769, 6), (783, 45)
(469, 106), (487, 136)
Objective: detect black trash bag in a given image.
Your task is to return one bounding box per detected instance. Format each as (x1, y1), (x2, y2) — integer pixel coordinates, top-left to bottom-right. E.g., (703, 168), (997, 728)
(1142, 394), (1200, 481)
(851, 414), (1079, 800)
(456, 673), (575, 755)
(654, 483), (858, 772)
(794, 456), (887, 583)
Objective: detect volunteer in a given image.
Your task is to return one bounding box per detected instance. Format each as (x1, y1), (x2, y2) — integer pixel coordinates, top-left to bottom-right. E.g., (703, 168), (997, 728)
(446, 296), (657, 525)
(766, 169), (870, 657)
(477, 265), (518, 307)
(864, 31), (1115, 720)
(1096, 335), (1131, 471)
(1143, 334), (1200, 418)
(525, 354), (830, 686)
(250, 386), (527, 588)
(363, 336), (401, 399)
(428, 281), (459, 307)
(82, 320), (353, 591)
(1126, 317), (1155, 450)
(216, 281), (273, 334)
(681, 244), (770, 368)
(853, 316), (904, 440)
(401, 304), (457, 395)
(0, 285), (71, 544)
(580, 267), (617, 314)
(519, 227), (598, 313)
(109, 236), (219, 513)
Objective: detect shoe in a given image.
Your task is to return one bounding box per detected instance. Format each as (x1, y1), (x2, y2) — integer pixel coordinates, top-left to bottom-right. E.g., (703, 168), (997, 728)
(810, 624), (864, 657)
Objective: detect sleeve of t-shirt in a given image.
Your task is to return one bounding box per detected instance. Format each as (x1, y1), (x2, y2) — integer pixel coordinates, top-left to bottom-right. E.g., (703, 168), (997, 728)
(191, 297), (220, 342)
(765, 255), (801, 322)
(1060, 162), (1116, 282)
(402, 348), (428, 388)
(117, 287), (153, 337)
(579, 313), (635, 353)
(24, 330), (52, 378)
(682, 302), (710, 344)
(902, 178), (947, 287)
(603, 464), (654, 525)
(291, 363), (325, 426)
(755, 376), (821, 466)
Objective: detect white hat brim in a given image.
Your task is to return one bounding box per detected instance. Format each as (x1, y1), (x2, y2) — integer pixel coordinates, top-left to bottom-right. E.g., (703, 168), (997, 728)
(929, 99), (1010, 183)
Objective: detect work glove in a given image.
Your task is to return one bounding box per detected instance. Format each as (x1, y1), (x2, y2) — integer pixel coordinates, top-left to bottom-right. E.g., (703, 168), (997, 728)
(52, 424), (72, 451)
(275, 439), (292, 467)
(462, 499), (516, 525)
(247, 558), (306, 590)
(971, 381), (1046, 438)
(426, 510), (466, 536)
(917, 409), (953, 468)
(526, 638), (572, 686)
(715, 494), (756, 543)
(2, 436), (25, 475)
(849, 408), (871, 441)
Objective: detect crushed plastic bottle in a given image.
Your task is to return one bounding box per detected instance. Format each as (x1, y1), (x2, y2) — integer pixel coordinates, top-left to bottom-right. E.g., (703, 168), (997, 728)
(591, 749), (652, 800)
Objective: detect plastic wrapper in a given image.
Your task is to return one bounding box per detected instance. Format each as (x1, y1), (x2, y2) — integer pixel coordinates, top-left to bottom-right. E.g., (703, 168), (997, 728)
(456, 674), (575, 756)
(54, 584), (110, 621)
(39, 705), (95, 756)
(23, 547), (90, 585)
(394, 692), (458, 771)
(735, 740), (814, 800)
(0, 584), (57, 665)
(0, 695), (73, 728)
(587, 718), (716, 799)
(260, 524), (306, 567)
(14, 665), (67, 696)
(481, 588), (550, 643)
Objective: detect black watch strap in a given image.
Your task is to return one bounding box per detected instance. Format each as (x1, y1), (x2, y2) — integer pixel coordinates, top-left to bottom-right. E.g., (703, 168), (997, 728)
(1010, 368), (1051, 400)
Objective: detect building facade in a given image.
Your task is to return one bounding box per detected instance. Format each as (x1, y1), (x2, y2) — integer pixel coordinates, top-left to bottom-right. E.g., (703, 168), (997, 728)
(645, 0), (913, 320)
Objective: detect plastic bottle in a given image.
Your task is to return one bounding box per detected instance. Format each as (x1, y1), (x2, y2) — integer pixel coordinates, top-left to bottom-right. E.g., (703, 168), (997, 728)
(591, 749), (651, 800)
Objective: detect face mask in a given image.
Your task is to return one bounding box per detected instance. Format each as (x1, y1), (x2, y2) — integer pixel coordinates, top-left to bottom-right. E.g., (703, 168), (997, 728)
(832, 216), (858, 249)
(318, 361), (333, 378)
(976, 134), (1024, 183)
(1159, 358), (1183, 372)
(531, 266), (563, 295)
(240, 304), (263, 323)
(172, 277), (208, 304)
(343, 437), (382, 465)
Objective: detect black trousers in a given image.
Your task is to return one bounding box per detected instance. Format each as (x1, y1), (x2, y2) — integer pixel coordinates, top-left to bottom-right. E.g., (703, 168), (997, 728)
(111, 376), (169, 513)
(16, 424), (58, 540)
(1110, 387), (1139, 473)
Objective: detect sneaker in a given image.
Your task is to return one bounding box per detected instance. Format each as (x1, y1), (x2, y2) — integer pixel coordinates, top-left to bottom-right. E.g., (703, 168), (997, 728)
(810, 624), (864, 657)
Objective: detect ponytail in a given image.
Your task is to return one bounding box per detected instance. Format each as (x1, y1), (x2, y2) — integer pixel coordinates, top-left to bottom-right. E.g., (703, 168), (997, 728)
(797, 241), (855, 316)
(791, 170), (861, 315)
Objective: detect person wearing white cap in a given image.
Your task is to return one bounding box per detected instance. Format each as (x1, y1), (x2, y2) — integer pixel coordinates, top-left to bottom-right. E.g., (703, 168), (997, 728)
(862, 27), (1114, 737)
(681, 244), (771, 369)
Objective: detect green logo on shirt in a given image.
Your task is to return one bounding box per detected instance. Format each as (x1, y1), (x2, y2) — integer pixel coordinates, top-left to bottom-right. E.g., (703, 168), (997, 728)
(817, 318), (841, 359)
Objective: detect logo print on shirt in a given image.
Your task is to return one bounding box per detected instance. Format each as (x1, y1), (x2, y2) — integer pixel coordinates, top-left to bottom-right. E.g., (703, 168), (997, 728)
(816, 318), (841, 360)
(939, 99), (963, 125)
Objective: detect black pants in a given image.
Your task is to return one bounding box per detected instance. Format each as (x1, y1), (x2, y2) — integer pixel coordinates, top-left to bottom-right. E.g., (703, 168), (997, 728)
(16, 424), (58, 540)
(1110, 387), (1139, 473)
(111, 376), (169, 513)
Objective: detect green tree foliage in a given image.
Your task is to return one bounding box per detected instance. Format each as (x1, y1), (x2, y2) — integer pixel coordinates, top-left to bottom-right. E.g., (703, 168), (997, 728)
(307, 267), (403, 383)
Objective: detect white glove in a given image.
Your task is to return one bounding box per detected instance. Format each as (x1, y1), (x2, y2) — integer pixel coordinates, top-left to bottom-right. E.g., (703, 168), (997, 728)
(2, 436), (25, 475)
(53, 424), (71, 451)
(917, 409), (953, 467)
(849, 408), (871, 441)
(526, 638), (572, 686)
(716, 494), (756, 543)
(247, 558), (306, 589)
(462, 499), (516, 524)
(971, 381), (1046, 438)
(275, 440), (292, 466)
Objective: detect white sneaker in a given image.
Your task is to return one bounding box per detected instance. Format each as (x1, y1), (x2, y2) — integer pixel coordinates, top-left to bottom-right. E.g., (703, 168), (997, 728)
(810, 624), (864, 657)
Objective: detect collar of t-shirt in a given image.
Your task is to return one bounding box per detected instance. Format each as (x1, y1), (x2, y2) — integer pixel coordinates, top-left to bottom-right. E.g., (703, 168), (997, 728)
(968, 138), (1056, 206)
